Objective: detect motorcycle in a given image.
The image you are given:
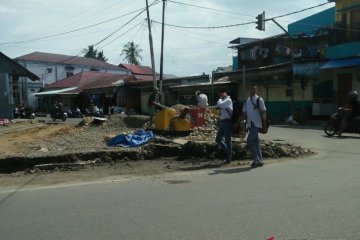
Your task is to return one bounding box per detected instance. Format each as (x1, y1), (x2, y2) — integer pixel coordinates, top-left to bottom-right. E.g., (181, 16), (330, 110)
(13, 106), (35, 119)
(85, 105), (103, 117)
(66, 107), (82, 118)
(51, 107), (67, 121)
(324, 107), (360, 136)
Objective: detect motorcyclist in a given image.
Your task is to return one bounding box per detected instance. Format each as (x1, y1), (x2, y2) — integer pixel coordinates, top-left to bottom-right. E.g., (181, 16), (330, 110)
(338, 90), (360, 135)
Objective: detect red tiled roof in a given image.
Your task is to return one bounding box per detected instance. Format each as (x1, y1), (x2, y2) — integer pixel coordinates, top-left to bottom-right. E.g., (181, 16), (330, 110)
(45, 72), (128, 89)
(119, 64), (155, 75)
(16, 52), (127, 71)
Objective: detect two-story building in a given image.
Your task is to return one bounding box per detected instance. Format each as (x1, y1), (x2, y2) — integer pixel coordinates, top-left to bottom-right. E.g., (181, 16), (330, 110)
(214, 5), (338, 120)
(14, 51), (130, 109)
(319, 0), (360, 109)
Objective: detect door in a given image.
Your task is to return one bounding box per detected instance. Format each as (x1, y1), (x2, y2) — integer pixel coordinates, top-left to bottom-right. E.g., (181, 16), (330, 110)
(337, 73), (352, 107)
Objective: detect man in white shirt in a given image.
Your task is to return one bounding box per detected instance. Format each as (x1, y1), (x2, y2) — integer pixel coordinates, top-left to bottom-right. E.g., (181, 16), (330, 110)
(216, 87), (233, 164)
(242, 84), (267, 168)
(195, 90), (208, 108)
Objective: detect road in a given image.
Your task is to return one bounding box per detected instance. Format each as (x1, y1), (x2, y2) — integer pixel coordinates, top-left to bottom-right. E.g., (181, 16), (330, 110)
(1, 126), (360, 240)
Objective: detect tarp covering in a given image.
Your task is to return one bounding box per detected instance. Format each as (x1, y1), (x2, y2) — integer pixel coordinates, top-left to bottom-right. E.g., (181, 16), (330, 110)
(320, 57), (360, 69)
(107, 130), (155, 147)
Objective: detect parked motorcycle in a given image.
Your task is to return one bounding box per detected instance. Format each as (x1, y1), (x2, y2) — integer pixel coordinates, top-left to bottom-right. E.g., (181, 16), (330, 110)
(85, 105), (103, 117)
(13, 106), (35, 119)
(324, 107), (360, 136)
(51, 107), (67, 121)
(66, 107), (82, 118)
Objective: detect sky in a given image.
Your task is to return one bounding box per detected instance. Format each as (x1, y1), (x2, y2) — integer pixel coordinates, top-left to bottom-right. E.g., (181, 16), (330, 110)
(0, 0), (334, 77)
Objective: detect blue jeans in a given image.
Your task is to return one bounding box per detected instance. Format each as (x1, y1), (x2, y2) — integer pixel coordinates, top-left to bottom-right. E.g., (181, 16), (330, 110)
(247, 123), (263, 162)
(216, 119), (232, 161)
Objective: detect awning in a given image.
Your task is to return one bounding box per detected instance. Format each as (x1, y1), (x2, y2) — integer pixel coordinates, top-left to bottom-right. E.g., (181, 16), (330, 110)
(293, 62), (322, 76)
(33, 87), (78, 96)
(320, 58), (360, 69)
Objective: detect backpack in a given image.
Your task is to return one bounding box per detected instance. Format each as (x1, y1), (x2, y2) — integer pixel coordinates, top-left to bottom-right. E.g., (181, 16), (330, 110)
(225, 101), (241, 126)
(245, 97), (270, 134)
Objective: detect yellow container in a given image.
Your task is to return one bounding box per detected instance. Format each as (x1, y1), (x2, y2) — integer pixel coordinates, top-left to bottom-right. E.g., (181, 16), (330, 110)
(172, 118), (191, 131)
(154, 108), (177, 130)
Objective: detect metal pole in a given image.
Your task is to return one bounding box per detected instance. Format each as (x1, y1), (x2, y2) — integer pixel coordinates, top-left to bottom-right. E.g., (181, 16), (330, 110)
(145, 0), (157, 89)
(159, 0), (166, 100)
(271, 19), (294, 116)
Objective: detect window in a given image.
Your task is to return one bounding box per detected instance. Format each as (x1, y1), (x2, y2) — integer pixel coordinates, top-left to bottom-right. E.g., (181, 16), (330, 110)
(66, 72), (74, 77)
(286, 88), (292, 97)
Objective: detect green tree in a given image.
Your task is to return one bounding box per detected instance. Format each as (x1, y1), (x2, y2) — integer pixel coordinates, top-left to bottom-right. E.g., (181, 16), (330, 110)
(81, 45), (108, 62)
(96, 50), (108, 62)
(120, 41), (143, 65)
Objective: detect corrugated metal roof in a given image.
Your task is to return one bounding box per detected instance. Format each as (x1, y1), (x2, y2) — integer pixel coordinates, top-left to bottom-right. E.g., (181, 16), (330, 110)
(43, 71), (132, 95)
(15, 51), (128, 72)
(0, 52), (39, 81)
(45, 71), (127, 89)
(119, 64), (155, 75)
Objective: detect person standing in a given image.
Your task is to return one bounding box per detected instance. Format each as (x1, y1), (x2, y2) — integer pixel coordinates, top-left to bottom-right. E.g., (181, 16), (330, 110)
(215, 87), (233, 164)
(148, 87), (161, 124)
(242, 84), (267, 168)
(195, 90), (209, 108)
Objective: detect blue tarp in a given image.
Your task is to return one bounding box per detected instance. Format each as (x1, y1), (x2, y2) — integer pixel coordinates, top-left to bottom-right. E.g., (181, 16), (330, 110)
(107, 130), (155, 147)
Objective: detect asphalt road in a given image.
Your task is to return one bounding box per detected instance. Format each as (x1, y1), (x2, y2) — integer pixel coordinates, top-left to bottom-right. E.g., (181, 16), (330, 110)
(1, 126), (360, 240)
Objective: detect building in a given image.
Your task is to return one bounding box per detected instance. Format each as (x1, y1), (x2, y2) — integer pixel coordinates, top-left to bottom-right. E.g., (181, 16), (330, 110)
(15, 51), (130, 108)
(319, 0), (360, 111)
(35, 71), (131, 114)
(214, 5), (338, 120)
(0, 52), (39, 118)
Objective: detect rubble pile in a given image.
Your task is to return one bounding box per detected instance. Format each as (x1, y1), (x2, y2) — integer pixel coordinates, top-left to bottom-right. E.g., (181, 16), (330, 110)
(186, 110), (218, 141)
(179, 139), (312, 161)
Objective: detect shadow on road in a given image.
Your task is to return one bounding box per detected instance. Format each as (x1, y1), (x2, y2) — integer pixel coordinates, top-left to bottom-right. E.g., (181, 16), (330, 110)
(322, 134), (360, 139)
(209, 166), (251, 175)
(0, 175), (37, 208)
(274, 124), (324, 130)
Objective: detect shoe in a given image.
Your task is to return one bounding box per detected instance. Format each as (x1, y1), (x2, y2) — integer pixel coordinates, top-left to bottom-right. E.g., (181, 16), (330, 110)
(251, 161), (264, 168)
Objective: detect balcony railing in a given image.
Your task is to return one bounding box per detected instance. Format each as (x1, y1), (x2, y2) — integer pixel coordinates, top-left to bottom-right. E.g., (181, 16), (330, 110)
(329, 22), (360, 45)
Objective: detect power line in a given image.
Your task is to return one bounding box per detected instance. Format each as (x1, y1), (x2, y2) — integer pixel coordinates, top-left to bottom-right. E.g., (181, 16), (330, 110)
(152, 19), (256, 29)
(269, 2), (331, 20)
(153, 1), (332, 30)
(0, 8), (146, 45)
(167, 0), (255, 18)
(59, 1), (161, 64)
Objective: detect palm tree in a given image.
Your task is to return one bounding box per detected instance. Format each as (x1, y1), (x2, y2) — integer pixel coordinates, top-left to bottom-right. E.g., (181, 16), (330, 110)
(82, 45), (108, 62)
(96, 50), (108, 62)
(120, 41), (143, 65)
(82, 45), (98, 58)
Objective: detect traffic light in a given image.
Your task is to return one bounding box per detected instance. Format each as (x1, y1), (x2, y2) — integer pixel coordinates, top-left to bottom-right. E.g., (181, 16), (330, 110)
(256, 11), (265, 31)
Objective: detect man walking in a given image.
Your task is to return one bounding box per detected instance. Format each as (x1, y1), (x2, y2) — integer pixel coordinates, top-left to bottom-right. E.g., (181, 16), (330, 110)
(215, 87), (233, 164)
(242, 84), (267, 168)
(148, 87), (161, 125)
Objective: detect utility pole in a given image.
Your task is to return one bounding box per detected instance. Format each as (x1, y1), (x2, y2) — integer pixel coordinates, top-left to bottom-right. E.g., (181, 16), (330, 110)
(159, 0), (166, 100)
(255, 11), (295, 116)
(145, 0), (157, 89)
(271, 18), (295, 116)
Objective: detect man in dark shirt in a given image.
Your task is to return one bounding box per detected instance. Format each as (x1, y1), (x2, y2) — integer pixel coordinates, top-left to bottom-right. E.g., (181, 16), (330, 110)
(349, 91), (360, 119)
(339, 91), (359, 134)
(148, 87), (161, 124)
